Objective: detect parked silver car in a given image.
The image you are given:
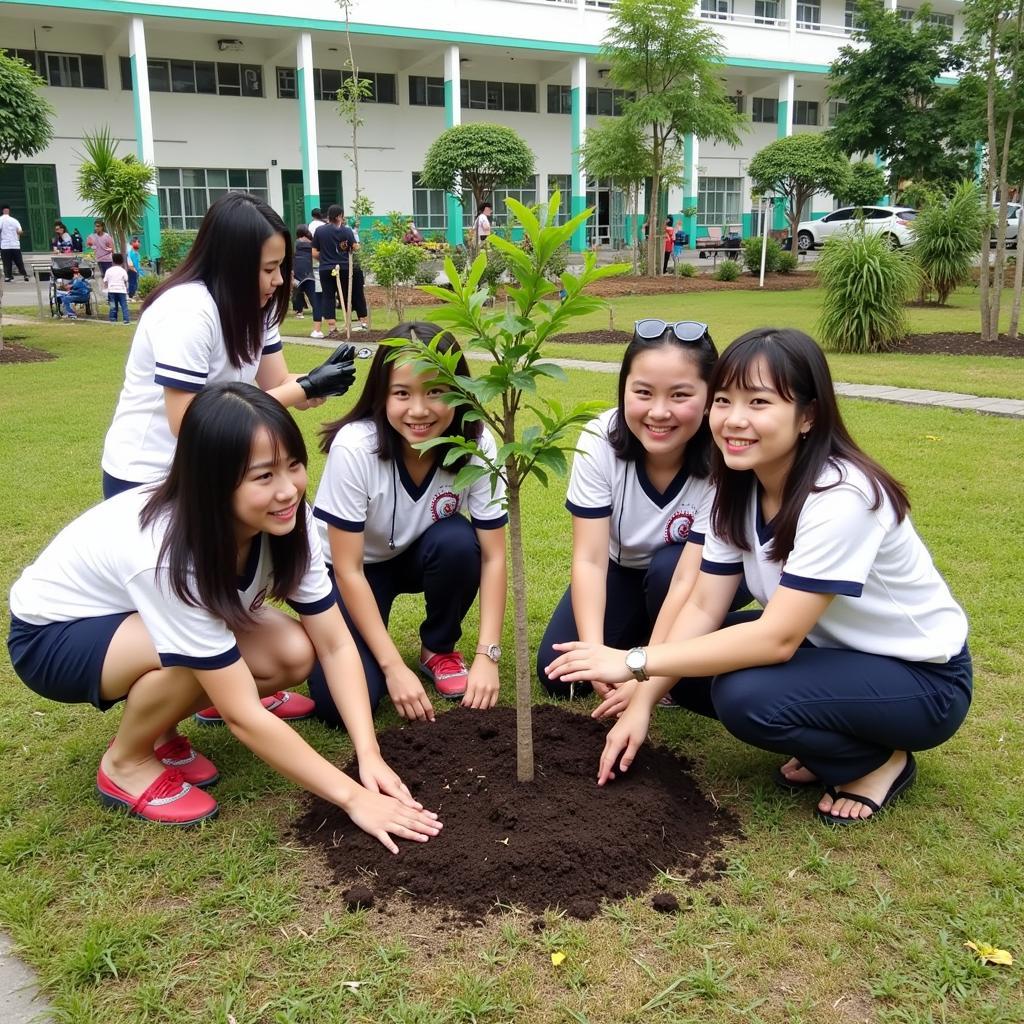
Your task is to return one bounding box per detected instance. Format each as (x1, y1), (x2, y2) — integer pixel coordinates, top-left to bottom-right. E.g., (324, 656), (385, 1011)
(991, 203), (1019, 248)
(797, 206), (918, 251)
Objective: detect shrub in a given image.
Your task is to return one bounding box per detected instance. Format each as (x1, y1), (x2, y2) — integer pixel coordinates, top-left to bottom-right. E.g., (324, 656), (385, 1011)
(414, 262), (440, 286)
(365, 239), (422, 322)
(157, 229), (196, 273)
(775, 251), (799, 274)
(134, 272), (162, 300)
(912, 180), (986, 305)
(713, 258), (741, 282)
(676, 262), (696, 278)
(741, 235), (782, 274)
(817, 229), (919, 353)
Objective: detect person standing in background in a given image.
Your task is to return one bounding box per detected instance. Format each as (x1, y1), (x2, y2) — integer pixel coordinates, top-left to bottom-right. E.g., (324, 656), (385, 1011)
(126, 238), (142, 299)
(1, 204), (29, 282)
(87, 219), (114, 278)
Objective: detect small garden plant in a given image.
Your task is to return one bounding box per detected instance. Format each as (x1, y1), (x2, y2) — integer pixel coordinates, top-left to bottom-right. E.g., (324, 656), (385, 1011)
(386, 194), (627, 782)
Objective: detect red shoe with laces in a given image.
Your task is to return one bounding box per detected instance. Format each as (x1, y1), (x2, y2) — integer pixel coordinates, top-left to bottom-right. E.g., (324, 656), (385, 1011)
(419, 651), (469, 699)
(153, 736), (220, 787)
(194, 689), (316, 726)
(96, 766), (219, 825)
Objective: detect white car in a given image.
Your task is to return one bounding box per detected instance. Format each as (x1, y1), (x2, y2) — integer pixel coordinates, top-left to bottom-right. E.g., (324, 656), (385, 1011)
(797, 206), (918, 251)
(991, 203), (1019, 248)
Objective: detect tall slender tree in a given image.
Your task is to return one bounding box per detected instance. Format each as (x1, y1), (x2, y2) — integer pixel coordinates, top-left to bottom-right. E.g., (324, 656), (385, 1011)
(601, 0), (743, 277)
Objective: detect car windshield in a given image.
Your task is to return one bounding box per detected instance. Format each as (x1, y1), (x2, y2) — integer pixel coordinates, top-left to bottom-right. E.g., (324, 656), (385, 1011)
(895, 209), (918, 220)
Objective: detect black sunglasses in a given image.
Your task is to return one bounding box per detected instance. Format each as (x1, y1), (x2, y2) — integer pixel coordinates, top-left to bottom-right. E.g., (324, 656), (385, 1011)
(634, 319), (710, 343)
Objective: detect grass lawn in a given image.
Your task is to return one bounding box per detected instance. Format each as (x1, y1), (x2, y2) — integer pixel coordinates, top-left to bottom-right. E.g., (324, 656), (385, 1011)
(1, 323), (1022, 1023)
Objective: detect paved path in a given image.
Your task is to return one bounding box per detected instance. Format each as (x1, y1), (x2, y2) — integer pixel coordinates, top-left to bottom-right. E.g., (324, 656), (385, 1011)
(0, 934), (51, 1023)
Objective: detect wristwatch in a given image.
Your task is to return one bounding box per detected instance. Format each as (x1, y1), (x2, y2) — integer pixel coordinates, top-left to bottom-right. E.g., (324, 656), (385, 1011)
(625, 647), (649, 682)
(476, 643), (501, 663)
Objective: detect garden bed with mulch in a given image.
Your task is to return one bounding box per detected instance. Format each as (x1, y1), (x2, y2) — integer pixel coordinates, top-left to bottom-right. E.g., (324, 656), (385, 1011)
(292, 704), (735, 925)
(0, 340), (57, 364)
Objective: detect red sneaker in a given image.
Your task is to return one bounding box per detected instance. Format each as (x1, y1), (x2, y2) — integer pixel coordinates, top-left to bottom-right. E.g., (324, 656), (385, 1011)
(419, 652), (469, 699)
(96, 766), (218, 825)
(194, 689), (316, 725)
(153, 736), (220, 787)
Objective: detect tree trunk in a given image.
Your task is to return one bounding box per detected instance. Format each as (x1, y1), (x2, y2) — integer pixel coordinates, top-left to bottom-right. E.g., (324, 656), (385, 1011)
(1010, 179), (1024, 338)
(504, 478), (534, 784)
(345, 257), (354, 340)
(980, 22), (997, 342)
(343, 7), (361, 204)
(646, 134), (663, 278)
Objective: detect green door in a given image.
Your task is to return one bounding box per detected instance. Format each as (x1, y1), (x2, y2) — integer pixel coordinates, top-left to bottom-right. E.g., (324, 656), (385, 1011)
(22, 165), (59, 251)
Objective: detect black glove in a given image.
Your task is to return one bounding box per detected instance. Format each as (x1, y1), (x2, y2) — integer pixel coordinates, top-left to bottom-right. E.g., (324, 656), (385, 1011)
(297, 343), (356, 399)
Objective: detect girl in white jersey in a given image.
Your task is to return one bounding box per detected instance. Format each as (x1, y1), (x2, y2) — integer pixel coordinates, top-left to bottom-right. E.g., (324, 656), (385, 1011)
(9, 383), (442, 848)
(100, 191), (355, 499)
(312, 323), (507, 724)
(547, 328), (971, 827)
(538, 320), (746, 702)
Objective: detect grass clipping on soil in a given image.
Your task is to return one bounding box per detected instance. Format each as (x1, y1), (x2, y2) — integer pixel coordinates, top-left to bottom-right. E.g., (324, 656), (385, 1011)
(292, 705), (737, 923)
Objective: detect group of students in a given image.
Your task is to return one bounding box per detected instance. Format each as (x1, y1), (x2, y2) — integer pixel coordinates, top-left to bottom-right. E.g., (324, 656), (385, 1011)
(8, 190), (971, 852)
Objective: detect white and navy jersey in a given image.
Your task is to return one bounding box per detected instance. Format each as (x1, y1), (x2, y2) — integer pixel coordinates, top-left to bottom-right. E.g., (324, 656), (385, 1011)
(700, 459), (968, 663)
(9, 488), (334, 671)
(566, 409), (715, 570)
(100, 281), (284, 483)
(313, 420), (508, 565)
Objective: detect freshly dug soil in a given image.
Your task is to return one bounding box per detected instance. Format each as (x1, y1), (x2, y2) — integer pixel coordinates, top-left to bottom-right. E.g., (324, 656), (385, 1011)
(292, 705), (736, 923)
(0, 341), (57, 364)
(548, 329), (1024, 359)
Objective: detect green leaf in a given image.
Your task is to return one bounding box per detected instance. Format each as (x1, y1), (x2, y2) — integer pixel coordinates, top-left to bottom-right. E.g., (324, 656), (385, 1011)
(532, 362), (568, 382)
(532, 448), (568, 476)
(452, 463), (492, 491)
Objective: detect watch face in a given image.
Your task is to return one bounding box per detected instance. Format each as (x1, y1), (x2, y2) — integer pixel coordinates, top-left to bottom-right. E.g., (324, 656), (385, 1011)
(626, 649), (644, 670)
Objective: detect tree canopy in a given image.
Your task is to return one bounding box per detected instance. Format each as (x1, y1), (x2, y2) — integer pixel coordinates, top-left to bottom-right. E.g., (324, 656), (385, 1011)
(601, 0), (743, 276)
(828, 0), (974, 190)
(0, 51), (55, 165)
(836, 159), (888, 207)
(419, 123), (535, 216)
(748, 134), (852, 237)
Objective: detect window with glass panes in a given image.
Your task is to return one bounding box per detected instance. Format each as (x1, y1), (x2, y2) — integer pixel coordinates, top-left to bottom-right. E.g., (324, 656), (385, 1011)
(796, 0), (821, 28)
(700, 0), (730, 19)
(697, 177), (742, 228)
(412, 174), (449, 233)
(844, 0), (865, 29)
(547, 84), (572, 114)
(10, 49), (105, 88)
(460, 79), (536, 112)
(312, 69), (395, 103)
(754, 0), (780, 23)
(409, 75), (445, 107)
(827, 100), (848, 124)
(793, 100), (819, 126)
(726, 94), (744, 114)
(548, 175), (572, 225)
(585, 87), (631, 116)
(119, 57), (261, 96)
(461, 178), (539, 230)
(157, 168), (269, 229)
(752, 96), (778, 123)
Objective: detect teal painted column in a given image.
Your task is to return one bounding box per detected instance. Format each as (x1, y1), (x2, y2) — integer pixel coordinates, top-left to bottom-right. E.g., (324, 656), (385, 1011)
(129, 18), (160, 260)
(876, 152), (890, 206)
(683, 133), (698, 249)
(774, 73), (795, 230)
(297, 33), (320, 219)
(570, 57), (587, 253)
(974, 141), (985, 184)
(443, 46), (463, 248)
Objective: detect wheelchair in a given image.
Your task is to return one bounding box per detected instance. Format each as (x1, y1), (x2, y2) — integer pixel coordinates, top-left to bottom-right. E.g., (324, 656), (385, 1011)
(49, 256), (95, 319)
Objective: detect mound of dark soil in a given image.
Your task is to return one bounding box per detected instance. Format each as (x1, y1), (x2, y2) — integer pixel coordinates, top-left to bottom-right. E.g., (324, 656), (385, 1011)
(0, 341), (56, 364)
(292, 705), (736, 923)
(897, 332), (1023, 358)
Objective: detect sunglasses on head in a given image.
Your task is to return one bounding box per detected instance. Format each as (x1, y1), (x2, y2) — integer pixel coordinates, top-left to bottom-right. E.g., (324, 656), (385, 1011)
(634, 319), (710, 343)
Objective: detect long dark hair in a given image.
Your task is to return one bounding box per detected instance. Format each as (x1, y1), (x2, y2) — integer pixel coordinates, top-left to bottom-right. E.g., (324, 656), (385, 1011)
(607, 327), (719, 479)
(141, 382), (311, 633)
(141, 192), (292, 369)
(319, 322), (481, 469)
(710, 328), (909, 561)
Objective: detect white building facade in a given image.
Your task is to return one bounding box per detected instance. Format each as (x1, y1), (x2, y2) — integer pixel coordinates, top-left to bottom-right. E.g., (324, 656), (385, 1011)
(0, 0), (962, 255)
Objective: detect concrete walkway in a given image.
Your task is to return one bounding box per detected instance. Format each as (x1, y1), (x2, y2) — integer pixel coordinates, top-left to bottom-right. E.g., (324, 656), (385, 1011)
(0, 934), (51, 1023)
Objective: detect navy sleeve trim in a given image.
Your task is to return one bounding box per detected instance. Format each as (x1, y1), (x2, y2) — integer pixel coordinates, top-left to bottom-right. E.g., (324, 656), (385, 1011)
(566, 500), (612, 519)
(312, 507), (365, 532)
(472, 514), (508, 530)
(780, 573), (863, 597)
(262, 341), (283, 354)
(159, 645), (241, 670)
(154, 361), (207, 379)
(687, 530), (706, 545)
(289, 591), (338, 616)
(700, 558), (744, 576)
(155, 375), (204, 393)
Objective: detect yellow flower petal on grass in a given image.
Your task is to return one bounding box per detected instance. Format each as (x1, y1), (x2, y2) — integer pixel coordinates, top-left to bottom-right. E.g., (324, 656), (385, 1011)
(965, 941), (1014, 966)
(551, 951), (567, 967)
(924, 435), (942, 442)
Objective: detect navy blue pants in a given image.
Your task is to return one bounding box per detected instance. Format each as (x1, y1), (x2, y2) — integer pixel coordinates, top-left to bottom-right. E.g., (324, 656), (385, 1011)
(309, 515), (481, 726)
(537, 546), (684, 697)
(101, 472), (141, 500)
(668, 622), (973, 786)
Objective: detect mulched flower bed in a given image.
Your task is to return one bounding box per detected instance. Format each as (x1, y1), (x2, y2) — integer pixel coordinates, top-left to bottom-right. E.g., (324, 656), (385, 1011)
(0, 341), (57, 364)
(292, 705), (736, 924)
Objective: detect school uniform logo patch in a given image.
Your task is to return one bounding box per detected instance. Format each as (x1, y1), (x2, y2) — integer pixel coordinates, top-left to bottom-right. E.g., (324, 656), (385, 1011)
(431, 489), (461, 521)
(664, 509), (695, 544)
(249, 587), (268, 612)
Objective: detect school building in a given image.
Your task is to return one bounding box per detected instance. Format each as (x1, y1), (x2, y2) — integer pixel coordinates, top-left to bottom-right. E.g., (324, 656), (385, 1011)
(0, 0), (963, 256)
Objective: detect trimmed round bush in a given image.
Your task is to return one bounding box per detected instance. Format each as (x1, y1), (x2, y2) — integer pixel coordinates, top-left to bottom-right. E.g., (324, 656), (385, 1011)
(741, 235), (782, 274)
(775, 250), (799, 274)
(676, 262), (696, 278)
(134, 272), (162, 300)
(817, 230), (919, 353)
(713, 258), (741, 282)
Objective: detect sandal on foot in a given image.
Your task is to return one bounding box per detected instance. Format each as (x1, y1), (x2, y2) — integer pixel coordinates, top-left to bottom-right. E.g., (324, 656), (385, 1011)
(816, 753), (917, 827)
(96, 766), (218, 825)
(772, 761), (819, 793)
